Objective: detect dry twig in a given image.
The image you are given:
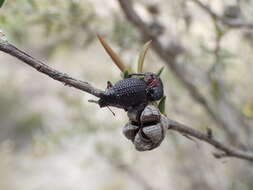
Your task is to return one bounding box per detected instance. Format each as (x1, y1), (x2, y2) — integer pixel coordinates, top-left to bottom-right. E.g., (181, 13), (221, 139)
(192, 0), (253, 29)
(0, 40), (103, 97)
(167, 118), (253, 162)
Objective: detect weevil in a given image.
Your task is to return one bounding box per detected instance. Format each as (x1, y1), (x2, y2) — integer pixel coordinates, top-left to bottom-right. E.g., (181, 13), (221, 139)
(98, 72), (164, 111)
(96, 36), (164, 113)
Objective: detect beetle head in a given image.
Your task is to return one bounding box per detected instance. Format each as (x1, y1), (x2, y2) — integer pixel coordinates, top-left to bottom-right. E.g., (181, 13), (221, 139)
(143, 72), (164, 101)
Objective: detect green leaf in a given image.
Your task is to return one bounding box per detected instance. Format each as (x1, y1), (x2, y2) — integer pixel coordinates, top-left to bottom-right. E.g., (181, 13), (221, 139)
(158, 96), (166, 114)
(137, 40), (152, 73)
(156, 67), (164, 77)
(123, 70), (129, 78)
(0, 0), (5, 8)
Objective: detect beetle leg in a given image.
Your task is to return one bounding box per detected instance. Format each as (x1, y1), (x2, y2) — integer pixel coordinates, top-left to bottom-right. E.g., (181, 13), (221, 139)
(107, 81), (113, 89)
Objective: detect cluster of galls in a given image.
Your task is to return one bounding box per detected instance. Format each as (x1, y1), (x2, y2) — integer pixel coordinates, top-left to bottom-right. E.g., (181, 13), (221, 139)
(98, 72), (166, 151)
(124, 105), (168, 151)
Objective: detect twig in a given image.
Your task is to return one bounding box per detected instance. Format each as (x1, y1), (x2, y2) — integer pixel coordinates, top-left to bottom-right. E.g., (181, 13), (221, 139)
(191, 0), (253, 29)
(166, 118), (253, 162)
(191, 0), (218, 20)
(0, 40), (103, 98)
(191, 0), (252, 137)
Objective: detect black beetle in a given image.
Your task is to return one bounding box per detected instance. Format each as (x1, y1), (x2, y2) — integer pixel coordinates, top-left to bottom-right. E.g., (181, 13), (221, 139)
(98, 72), (164, 111)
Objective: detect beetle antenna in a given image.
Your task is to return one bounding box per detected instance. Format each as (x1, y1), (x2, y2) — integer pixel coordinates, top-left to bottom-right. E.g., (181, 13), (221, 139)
(128, 73), (146, 77)
(89, 100), (115, 116)
(107, 106), (115, 116)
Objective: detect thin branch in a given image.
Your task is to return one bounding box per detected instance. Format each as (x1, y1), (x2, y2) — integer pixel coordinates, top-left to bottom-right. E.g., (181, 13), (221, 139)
(166, 118), (253, 162)
(191, 0), (218, 20)
(191, 0), (253, 29)
(191, 0), (252, 137)
(0, 40), (103, 98)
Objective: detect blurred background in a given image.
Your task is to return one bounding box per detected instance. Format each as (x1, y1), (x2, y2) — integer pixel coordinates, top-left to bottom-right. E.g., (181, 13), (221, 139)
(0, 0), (253, 189)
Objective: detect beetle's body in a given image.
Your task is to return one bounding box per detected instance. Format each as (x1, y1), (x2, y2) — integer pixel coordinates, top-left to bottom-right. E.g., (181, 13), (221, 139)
(99, 78), (148, 110)
(98, 72), (164, 111)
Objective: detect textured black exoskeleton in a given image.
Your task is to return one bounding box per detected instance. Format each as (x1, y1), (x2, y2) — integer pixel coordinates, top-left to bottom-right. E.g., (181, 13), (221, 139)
(141, 72), (164, 102)
(98, 72), (164, 111)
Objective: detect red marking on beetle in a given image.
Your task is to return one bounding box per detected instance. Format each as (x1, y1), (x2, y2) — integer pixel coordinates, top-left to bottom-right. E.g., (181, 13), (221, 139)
(107, 81), (113, 89)
(148, 78), (159, 88)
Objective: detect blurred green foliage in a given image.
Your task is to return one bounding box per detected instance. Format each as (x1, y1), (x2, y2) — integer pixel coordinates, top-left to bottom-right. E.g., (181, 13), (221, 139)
(111, 11), (139, 50)
(0, 0), (5, 8)
(242, 104), (253, 118)
(0, 0), (139, 57)
(230, 182), (253, 190)
(16, 113), (43, 137)
(0, 83), (43, 147)
(0, 86), (20, 120)
(0, 0), (96, 48)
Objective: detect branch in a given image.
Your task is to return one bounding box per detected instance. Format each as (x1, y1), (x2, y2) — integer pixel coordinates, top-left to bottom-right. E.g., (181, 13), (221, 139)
(192, 0), (253, 29)
(166, 118), (253, 162)
(0, 39), (103, 98)
(191, 0), (252, 137)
